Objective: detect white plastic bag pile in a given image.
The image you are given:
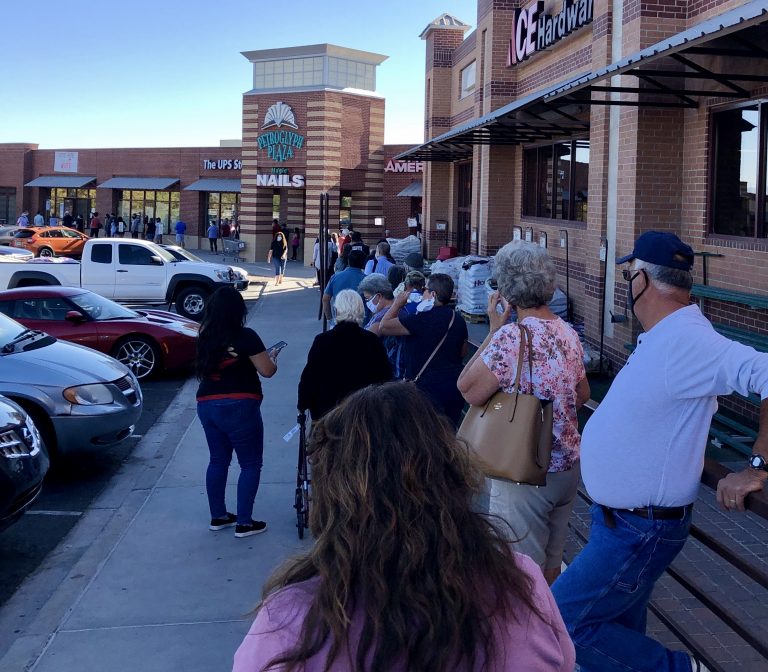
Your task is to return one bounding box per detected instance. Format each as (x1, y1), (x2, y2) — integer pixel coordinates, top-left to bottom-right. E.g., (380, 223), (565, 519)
(429, 256), (466, 287)
(388, 235), (421, 264)
(457, 257), (494, 314)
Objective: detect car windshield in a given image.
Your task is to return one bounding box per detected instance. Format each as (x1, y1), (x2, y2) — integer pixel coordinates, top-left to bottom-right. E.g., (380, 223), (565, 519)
(0, 312), (27, 348)
(69, 292), (138, 320)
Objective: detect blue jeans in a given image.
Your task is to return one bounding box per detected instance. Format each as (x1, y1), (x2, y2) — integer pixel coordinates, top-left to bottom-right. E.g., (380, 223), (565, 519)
(551, 503), (692, 672)
(197, 398), (264, 525)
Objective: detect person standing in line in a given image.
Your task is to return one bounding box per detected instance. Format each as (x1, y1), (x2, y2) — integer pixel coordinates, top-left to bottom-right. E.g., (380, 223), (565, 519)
(61, 211), (73, 228)
(271, 218), (281, 237)
(196, 287), (278, 539)
(89, 212), (101, 238)
(297, 290), (392, 421)
(267, 231), (288, 286)
(116, 217), (126, 237)
(16, 211), (29, 227)
(290, 227), (300, 261)
(363, 241), (395, 277)
(457, 241), (590, 586)
(175, 219), (187, 248)
(380, 273), (468, 427)
(145, 217), (156, 241)
(34, 211), (45, 227)
(207, 221), (219, 253)
(234, 382), (575, 672)
(130, 213), (140, 239)
(221, 219), (231, 239)
(75, 214), (85, 233)
(551, 231), (768, 672)
(323, 250), (367, 323)
(154, 218), (164, 244)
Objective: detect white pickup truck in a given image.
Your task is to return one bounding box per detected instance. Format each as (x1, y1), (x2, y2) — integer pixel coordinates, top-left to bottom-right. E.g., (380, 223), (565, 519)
(0, 239), (240, 320)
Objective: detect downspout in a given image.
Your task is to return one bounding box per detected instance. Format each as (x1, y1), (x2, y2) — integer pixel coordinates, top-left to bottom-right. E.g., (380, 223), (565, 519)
(603, 0), (624, 342)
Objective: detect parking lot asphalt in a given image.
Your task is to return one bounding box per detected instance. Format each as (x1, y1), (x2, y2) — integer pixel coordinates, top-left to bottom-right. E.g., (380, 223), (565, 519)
(0, 257), (318, 671)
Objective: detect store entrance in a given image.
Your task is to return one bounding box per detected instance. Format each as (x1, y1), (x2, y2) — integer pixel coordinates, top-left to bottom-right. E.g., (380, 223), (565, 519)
(457, 162), (472, 254)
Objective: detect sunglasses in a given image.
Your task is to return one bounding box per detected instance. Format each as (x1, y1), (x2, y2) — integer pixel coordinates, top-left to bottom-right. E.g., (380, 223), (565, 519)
(621, 269), (643, 282)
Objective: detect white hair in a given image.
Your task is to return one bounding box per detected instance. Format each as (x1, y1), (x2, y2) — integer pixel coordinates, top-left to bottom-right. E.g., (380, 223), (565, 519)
(334, 289), (365, 325)
(633, 259), (692, 294)
(494, 240), (556, 308)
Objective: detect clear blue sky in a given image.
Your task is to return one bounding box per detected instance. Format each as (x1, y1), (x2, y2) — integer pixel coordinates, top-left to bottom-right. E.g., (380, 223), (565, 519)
(0, 0), (476, 149)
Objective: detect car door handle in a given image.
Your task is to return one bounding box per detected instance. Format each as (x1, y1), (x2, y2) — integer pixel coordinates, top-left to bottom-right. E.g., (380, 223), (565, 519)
(117, 270), (128, 273)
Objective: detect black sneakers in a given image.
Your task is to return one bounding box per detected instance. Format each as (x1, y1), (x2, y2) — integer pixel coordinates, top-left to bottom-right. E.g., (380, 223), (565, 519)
(209, 512), (236, 531)
(234, 520), (268, 538)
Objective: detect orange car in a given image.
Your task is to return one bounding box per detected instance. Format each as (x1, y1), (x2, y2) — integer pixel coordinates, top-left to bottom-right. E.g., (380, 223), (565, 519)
(11, 226), (89, 258)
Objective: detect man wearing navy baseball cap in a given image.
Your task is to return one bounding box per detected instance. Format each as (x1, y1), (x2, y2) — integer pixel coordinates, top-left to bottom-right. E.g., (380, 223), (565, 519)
(553, 231), (768, 672)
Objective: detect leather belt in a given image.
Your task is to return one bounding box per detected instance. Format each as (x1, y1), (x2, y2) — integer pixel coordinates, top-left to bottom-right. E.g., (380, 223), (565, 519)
(600, 504), (692, 529)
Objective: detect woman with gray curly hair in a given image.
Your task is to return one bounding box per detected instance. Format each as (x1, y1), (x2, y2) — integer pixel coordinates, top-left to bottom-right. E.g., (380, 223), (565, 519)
(298, 290), (391, 420)
(458, 240), (590, 584)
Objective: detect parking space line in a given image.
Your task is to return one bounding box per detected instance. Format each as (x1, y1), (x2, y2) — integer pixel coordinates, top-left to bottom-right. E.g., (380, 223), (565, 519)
(27, 510), (83, 517)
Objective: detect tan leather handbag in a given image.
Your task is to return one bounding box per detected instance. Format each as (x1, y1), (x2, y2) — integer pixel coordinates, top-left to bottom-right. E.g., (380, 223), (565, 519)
(457, 324), (553, 486)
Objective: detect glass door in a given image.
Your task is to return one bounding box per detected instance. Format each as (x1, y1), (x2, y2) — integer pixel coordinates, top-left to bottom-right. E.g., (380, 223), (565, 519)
(457, 162), (472, 254)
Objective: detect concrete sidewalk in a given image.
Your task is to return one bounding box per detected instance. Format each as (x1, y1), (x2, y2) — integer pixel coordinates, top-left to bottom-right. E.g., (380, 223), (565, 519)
(0, 260), (322, 672)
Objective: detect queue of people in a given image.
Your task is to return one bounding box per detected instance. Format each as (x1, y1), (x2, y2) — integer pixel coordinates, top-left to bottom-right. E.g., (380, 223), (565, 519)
(199, 227), (768, 672)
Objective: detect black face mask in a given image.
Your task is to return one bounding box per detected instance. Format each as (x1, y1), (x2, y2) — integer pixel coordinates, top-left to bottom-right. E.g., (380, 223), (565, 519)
(625, 269), (649, 318)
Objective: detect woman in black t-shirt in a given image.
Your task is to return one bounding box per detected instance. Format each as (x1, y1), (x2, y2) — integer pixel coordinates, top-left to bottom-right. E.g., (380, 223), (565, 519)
(196, 287), (279, 538)
(267, 233), (288, 286)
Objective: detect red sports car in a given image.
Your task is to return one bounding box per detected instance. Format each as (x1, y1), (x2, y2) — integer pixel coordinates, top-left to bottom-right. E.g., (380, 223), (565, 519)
(0, 287), (199, 379)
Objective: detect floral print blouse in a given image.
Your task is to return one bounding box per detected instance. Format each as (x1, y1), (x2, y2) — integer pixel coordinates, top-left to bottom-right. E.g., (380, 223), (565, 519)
(481, 317), (585, 472)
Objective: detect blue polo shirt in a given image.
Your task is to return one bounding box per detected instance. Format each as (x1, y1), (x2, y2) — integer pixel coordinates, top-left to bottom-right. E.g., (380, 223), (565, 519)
(324, 267), (366, 300)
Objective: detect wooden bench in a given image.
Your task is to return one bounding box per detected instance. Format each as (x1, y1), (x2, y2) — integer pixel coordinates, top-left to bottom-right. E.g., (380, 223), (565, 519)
(691, 284), (768, 310)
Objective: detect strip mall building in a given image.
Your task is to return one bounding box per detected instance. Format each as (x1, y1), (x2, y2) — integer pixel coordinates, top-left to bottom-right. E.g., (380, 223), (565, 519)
(0, 45), (424, 261)
(401, 0), (768, 391)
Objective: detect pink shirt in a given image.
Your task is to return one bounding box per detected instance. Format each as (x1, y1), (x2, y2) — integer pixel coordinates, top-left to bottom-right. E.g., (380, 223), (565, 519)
(232, 554), (575, 671)
(482, 317), (585, 472)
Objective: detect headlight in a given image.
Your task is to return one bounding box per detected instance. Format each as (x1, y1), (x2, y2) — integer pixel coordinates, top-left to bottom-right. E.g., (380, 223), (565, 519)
(214, 270), (231, 281)
(63, 384), (114, 405)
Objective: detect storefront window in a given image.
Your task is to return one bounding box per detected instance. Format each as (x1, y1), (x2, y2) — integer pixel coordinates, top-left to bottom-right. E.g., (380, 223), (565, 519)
(523, 139), (589, 222)
(206, 192), (240, 226)
(118, 189), (179, 228)
(339, 193), (352, 227)
(48, 187), (96, 222)
(0, 188), (15, 226)
(712, 104), (763, 237)
(272, 192), (280, 222)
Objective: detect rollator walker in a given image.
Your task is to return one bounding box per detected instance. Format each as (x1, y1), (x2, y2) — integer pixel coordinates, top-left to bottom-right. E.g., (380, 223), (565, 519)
(294, 411), (311, 539)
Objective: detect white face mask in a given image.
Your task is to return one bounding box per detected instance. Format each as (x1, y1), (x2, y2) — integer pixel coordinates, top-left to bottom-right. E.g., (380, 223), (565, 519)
(366, 296), (379, 313)
(416, 297), (435, 313)
(407, 290), (423, 303)
(277, 236), (283, 242)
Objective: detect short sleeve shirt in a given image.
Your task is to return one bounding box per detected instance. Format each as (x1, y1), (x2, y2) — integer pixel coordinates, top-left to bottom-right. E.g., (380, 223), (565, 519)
(196, 328), (267, 400)
(324, 267), (366, 299)
(400, 306), (468, 383)
(482, 317), (585, 472)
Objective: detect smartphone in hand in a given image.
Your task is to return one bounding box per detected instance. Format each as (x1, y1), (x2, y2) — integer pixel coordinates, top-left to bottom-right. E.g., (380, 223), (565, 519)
(267, 340), (288, 357)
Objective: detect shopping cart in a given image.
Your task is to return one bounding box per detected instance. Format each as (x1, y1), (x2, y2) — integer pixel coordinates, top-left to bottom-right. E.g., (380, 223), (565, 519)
(222, 238), (246, 263)
(294, 411), (311, 539)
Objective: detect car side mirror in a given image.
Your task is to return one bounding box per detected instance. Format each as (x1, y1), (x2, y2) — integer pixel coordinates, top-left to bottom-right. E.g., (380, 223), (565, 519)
(149, 255), (164, 266)
(65, 310), (86, 323)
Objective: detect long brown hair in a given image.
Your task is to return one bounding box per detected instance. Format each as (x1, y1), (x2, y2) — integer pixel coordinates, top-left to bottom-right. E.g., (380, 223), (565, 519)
(260, 382), (541, 672)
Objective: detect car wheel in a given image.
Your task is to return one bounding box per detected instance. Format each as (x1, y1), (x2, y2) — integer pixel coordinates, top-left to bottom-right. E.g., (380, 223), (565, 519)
(37, 246), (54, 258)
(112, 336), (161, 379)
(175, 287), (209, 321)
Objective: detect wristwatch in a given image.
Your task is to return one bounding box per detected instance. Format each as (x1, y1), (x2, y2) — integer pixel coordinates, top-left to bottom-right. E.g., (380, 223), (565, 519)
(748, 454), (768, 472)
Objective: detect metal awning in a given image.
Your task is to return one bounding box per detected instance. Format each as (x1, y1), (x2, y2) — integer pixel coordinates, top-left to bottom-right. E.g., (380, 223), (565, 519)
(397, 74), (591, 162)
(183, 178), (241, 193)
(547, 0), (768, 109)
(397, 181), (423, 198)
(98, 177), (180, 190)
(25, 175), (96, 188)
(399, 0), (768, 162)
